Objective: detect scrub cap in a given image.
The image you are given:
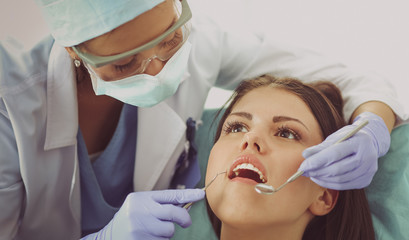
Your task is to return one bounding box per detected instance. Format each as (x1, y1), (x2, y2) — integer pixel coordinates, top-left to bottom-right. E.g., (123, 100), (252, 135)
(34, 0), (165, 47)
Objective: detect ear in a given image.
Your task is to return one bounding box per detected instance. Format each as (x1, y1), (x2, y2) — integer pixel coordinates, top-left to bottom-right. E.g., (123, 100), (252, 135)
(309, 188), (339, 216)
(64, 47), (78, 60)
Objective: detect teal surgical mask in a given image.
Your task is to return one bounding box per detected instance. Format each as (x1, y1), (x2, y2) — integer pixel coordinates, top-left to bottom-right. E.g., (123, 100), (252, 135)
(86, 41), (192, 107)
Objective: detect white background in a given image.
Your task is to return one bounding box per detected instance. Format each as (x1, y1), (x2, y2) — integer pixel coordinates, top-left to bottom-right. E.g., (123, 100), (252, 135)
(1, 0), (408, 112)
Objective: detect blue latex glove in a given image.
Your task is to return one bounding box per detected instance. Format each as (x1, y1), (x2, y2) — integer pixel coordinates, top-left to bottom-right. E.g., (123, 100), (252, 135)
(82, 189), (205, 240)
(299, 112), (391, 190)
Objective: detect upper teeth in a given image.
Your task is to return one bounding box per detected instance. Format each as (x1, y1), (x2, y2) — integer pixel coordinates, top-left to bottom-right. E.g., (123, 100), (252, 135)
(233, 163), (266, 182)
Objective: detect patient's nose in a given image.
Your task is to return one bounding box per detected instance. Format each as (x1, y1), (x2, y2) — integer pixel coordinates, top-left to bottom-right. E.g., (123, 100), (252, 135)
(240, 132), (265, 153)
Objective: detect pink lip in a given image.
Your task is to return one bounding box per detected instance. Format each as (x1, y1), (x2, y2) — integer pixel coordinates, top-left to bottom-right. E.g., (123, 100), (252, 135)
(228, 154), (268, 182)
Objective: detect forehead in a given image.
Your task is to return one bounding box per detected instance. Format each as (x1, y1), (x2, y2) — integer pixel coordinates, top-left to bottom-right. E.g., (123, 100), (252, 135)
(82, 0), (175, 55)
(232, 87), (321, 129)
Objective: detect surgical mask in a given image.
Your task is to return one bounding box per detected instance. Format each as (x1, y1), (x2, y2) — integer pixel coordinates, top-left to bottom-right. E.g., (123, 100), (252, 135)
(86, 41), (192, 107)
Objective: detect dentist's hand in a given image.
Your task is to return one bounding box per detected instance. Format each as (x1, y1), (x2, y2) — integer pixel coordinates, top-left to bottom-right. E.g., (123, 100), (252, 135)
(299, 112), (390, 190)
(82, 189), (205, 240)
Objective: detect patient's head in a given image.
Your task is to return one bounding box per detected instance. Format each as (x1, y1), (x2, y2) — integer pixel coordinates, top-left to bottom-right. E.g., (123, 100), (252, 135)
(205, 75), (374, 240)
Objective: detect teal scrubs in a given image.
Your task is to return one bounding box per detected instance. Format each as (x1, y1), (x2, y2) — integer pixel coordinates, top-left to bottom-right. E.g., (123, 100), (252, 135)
(77, 104), (137, 236)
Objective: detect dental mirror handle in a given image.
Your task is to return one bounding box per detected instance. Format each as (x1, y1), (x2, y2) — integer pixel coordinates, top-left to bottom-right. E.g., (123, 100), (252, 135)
(274, 170), (304, 192)
(287, 170), (304, 183)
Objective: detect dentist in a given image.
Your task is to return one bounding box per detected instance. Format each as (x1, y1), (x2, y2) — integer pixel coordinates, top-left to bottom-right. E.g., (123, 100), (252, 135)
(0, 0), (405, 239)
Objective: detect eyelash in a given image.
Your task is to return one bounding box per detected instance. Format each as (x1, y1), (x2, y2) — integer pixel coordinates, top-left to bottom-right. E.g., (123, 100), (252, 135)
(222, 120), (301, 140)
(222, 121), (248, 134)
(276, 126), (301, 140)
(160, 32), (182, 49)
(114, 56), (137, 72)
(113, 32), (182, 72)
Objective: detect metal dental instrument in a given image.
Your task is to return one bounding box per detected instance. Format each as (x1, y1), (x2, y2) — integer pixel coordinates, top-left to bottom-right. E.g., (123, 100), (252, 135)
(182, 171), (227, 209)
(254, 120), (369, 195)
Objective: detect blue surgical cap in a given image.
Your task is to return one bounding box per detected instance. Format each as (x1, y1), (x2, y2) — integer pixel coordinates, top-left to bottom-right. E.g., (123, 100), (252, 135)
(34, 0), (165, 47)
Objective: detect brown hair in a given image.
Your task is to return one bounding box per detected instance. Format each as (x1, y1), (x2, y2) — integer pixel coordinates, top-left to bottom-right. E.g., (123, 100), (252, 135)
(206, 75), (374, 240)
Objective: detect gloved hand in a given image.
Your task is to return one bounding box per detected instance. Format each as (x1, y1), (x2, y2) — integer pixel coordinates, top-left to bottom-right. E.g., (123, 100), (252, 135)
(299, 112), (391, 190)
(82, 189), (205, 240)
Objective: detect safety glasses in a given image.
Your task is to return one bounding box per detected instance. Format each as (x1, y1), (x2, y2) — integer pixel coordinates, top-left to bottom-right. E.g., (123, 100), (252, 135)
(72, 0), (192, 68)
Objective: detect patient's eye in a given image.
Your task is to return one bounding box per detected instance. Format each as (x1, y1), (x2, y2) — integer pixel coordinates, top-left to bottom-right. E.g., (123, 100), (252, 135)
(223, 121), (249, 134)
(276, 126), (300, 140)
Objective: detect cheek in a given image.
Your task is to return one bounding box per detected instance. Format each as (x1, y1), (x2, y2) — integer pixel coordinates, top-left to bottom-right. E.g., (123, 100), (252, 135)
(205, 147), (223, 218)
(266, 178), (320, 224)
(205, 142), (229, 184)
(205, 141), (236, 218)
(205, 148), (219, 184)
(267, 149), (305, 186)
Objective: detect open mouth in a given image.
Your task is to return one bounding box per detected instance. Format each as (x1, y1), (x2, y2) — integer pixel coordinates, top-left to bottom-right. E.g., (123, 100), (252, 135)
(228, 163), (267, 183)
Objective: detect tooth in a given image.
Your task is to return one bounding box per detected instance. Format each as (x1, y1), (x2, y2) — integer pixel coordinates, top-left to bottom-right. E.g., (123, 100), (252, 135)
(231, 163), (267, 181)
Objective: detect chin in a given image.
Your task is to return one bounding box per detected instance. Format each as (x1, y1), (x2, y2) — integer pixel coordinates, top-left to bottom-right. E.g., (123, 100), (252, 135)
(209, 190), (270, 224)
(217, 208), (274, 232)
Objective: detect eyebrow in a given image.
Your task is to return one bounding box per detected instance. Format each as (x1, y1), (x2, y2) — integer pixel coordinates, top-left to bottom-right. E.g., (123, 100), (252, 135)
(229, 112), (252, 120)
(230, 112), (309, 131)
(273, 116), (309, 131)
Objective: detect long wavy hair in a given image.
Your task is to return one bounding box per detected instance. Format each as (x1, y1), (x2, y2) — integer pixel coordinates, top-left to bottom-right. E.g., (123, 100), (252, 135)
(207, 75), (375, 240)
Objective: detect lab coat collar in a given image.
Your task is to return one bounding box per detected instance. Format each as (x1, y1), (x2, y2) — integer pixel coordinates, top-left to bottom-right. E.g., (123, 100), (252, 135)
(44, 44), (79, 150)
(134, 101), (186, 191)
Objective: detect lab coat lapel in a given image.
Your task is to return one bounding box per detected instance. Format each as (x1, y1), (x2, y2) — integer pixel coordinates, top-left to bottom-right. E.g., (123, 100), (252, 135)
(134, 102), (186, 191)
(44, 44), (78, 150)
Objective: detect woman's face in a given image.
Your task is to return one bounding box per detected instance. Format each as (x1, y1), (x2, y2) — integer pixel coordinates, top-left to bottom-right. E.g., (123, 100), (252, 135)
(206, 86), (325, 231)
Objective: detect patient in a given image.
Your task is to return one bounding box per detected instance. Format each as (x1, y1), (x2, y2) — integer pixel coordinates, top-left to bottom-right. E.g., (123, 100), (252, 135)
(205, 75), (375, 240)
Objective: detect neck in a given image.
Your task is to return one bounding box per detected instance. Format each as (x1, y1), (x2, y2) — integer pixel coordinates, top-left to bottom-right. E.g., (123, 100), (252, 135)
(219, 219), (309, 240)
(76, 65), (124, 155)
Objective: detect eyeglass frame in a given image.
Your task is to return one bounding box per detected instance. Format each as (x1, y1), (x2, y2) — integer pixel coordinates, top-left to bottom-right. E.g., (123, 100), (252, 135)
(72, 0), (192, 68)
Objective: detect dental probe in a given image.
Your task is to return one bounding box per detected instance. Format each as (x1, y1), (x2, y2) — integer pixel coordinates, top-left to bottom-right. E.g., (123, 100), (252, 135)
(254, 120), (369, 195)
(182, 171), (227, 209)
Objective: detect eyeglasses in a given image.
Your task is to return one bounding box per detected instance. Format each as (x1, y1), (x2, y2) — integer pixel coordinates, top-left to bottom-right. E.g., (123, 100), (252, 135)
(72, 0), (192, 73)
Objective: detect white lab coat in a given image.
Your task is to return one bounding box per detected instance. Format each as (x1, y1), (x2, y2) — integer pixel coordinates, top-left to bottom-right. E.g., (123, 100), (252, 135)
(0, 4), (406, 240)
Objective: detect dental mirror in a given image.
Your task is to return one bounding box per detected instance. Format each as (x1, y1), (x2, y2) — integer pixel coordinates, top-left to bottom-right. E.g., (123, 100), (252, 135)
(254, 120), (369, 195)
(255, 170), (303, 194)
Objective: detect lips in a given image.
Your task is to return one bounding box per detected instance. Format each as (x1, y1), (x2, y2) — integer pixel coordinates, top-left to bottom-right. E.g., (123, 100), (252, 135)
(228, 155), (268, 183)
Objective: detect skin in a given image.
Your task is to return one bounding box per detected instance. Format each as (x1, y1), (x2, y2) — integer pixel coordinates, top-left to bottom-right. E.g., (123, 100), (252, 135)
(64, 0), (176, 156)
(352, 101), (395, 132)
(206, 87), (338, 240)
